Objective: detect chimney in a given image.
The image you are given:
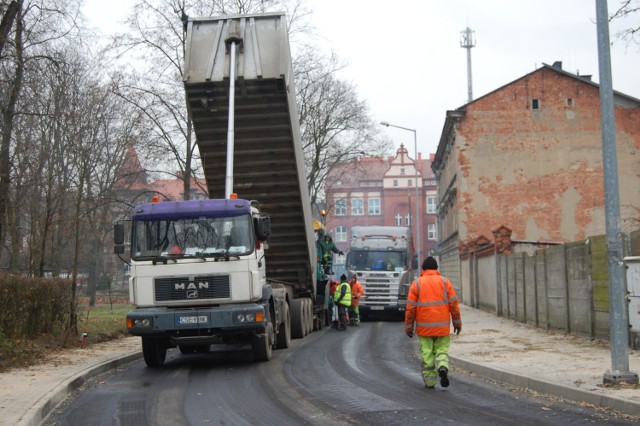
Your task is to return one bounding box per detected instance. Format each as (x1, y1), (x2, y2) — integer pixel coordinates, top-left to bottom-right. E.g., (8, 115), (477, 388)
(552, 61), (563, 70)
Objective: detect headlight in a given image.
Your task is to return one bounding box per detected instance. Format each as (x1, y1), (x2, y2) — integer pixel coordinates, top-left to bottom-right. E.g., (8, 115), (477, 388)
(235, 312), (258, 323)
(127, 317), (153, 329)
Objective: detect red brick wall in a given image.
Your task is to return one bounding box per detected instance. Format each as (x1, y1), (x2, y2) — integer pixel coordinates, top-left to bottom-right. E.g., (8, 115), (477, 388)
(456, 67), (640, 243)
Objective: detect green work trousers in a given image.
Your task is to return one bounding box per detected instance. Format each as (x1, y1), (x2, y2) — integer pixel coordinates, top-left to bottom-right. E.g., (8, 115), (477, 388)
(418, 335), (450, 387)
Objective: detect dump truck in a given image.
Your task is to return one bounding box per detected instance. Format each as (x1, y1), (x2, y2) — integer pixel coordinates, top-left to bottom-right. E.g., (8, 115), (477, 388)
(114, 12), (323, 367)
(346, 226), (417, 319)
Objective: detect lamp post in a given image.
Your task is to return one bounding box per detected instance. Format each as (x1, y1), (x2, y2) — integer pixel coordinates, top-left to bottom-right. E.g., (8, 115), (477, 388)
(380, 121), (421, 265)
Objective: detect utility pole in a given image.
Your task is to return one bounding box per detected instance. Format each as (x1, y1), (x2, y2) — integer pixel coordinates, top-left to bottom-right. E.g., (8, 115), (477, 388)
(595, 0), (638, 385)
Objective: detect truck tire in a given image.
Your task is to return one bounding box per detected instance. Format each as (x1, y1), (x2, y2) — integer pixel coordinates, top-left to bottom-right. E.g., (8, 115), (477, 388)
(275, 302), (291, 349)
(305, 298), (313, 334)
(142, 337), (167, 367)
(252, 321), (274, 362)
(290, 298), (305, 339)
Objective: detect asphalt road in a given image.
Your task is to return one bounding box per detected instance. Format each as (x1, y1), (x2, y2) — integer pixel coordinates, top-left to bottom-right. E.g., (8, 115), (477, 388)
(45, 321), (634, 425)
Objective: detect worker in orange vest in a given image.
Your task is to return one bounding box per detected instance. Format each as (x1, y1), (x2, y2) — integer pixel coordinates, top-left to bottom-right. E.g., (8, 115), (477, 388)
(348, 275), (364, 325)
(404, 256), (461, 389)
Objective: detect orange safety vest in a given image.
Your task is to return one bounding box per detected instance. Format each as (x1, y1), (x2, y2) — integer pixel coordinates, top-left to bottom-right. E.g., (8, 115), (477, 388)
(350, 280), (363, 306)
(404, 270), (461, 337)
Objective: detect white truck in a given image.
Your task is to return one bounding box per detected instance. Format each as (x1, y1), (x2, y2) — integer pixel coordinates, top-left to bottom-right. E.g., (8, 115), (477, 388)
(114, 13), (322, 367)
(346, 226), (417, 319)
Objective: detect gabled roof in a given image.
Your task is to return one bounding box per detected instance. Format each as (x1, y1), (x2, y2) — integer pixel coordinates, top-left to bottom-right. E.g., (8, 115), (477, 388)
(433, 61), (640, 173)
(464, 61), (640, 109)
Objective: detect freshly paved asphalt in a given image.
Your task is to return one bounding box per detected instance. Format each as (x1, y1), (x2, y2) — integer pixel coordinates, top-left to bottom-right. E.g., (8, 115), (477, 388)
(1, 304), (638, 425)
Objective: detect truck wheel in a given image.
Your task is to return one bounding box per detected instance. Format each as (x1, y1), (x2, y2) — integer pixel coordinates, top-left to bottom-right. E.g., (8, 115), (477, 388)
(305, 298), (313, 334)
(275, 302), (291, 349)
(252, 321), (274, 362)
(290, 298), (305, 339)
(142, 337), (167, 367)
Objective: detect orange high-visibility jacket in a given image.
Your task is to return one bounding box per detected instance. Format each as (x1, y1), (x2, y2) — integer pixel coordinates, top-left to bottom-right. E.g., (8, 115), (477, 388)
(350, 280), (363, 306)
(404, 270), (461, 337)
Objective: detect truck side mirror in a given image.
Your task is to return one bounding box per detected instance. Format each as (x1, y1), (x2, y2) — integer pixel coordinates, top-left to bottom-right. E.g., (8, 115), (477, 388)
(114, 223), (125, 254)
(255, 214), (271, 241)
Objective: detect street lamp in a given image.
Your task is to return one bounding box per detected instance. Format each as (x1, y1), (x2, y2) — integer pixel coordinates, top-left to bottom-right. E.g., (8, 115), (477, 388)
(380, 121), (421, 266)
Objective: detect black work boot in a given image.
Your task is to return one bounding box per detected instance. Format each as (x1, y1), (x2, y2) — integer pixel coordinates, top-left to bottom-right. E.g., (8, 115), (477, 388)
(438, 367), (449, 388)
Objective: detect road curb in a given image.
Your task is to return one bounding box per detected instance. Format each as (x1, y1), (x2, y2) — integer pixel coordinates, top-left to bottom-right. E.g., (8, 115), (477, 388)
(31, 351), (143, 426)
(452, 355), (640, 417)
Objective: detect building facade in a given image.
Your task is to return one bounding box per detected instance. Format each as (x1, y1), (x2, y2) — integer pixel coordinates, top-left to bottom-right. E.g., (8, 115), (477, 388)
(432, 61), (640, 291)
(323, 145), (438, 263)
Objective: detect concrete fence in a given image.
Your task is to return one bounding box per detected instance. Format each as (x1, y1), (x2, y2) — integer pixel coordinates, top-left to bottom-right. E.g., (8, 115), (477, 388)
(455, 229), (640, 342)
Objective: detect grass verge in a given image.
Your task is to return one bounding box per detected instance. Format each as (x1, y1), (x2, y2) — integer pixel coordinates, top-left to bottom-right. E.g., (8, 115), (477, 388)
(0, 301), (133, 372)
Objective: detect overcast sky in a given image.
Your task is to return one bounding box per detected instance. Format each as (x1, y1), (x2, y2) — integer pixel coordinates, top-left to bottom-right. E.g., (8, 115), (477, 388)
(84, 0), (640, 158)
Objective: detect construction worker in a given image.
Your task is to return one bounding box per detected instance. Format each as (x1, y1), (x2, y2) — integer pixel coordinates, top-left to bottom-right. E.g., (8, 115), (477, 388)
(348, 275), (363, 325)
(326, 279), (339, 328)
(333, 274), (351, 330)
(404, 256), (462, 389)
(317, 232), (343, 275)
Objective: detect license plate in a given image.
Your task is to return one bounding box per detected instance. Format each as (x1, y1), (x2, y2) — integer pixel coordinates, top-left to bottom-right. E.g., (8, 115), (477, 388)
(177, 315), (208, 325)
(370, 306), (384, 311)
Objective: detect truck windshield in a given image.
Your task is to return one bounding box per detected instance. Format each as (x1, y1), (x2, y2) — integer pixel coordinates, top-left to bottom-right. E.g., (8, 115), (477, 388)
(348, 250), (406, 271)
(131, 214), (254, 260)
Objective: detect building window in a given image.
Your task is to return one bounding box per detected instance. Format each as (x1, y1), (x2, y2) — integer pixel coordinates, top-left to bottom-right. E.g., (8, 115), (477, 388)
(395, 213), (402, 226)
(427, 195), (436, 214)
(368, 198), (380, 215)
(531, 99), (540, 110)
(334, 225), (347, 242)
(393, 179), (398, 187)
(408, 179), (413, 187)
(566, 98), (574, 107)
(336, 180), (343, 186)
(400, 167), (405, 176)
(428, 223), (437, 240)
(335, 199), (346, 216)
(405, 213), (411, 226)
(351, 198), (364, 215)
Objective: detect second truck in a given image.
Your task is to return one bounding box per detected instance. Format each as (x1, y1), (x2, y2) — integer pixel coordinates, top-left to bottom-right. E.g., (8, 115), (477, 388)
(114, 13), (324, 366)
(346, 226), (417, 319)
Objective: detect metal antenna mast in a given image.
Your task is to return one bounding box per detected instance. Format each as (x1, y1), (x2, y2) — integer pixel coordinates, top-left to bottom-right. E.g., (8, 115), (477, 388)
(460, 27), (476, 103)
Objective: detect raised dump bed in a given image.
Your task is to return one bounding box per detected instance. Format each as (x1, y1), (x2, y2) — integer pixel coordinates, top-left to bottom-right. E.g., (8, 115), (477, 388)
(183, 13), (316, 297)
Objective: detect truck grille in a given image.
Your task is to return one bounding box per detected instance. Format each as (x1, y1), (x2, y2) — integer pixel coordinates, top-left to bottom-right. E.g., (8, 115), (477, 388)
(154, 275), (230, 302)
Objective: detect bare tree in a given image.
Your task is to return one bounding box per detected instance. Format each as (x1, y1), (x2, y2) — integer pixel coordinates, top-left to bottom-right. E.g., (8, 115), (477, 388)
(294, 47), (391, 206)
(0, 0), (83, 270)
(610, 0), (640, 45)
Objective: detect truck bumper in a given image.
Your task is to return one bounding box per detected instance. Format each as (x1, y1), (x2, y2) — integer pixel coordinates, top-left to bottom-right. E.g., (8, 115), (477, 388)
(126, 304), (267, 346)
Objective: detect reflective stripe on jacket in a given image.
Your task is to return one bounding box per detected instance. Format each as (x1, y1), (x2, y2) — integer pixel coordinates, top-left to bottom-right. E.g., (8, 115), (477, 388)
(404, 270), (461, 337)
(334, 282), (352, 306)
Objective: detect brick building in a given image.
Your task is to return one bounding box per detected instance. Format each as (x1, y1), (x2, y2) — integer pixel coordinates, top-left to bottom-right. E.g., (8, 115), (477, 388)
(432, 61), (640, 289)
(323, 145), (438, 262)
(114, 146), (207, 204)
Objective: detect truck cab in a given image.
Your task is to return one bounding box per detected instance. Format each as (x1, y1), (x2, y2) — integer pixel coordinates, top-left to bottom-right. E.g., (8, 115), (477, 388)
(346, 226), (416, 319)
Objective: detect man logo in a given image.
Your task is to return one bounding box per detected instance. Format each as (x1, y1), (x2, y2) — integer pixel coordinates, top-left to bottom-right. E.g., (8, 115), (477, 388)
(187, 290), (199, 299)
(174, 281), (209, 290)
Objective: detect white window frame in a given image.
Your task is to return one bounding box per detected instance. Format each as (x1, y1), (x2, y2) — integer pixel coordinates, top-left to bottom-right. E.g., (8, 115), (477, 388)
(368, 198), (380, 215)
(334, 225), (347, 242)
(351, 198), (364, 215)
(428, 223), (438, 240)
(335, 198), (346, 216)
(427, 195), (437, 214)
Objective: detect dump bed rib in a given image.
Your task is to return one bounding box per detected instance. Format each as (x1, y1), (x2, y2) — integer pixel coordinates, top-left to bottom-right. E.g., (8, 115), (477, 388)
(183, 13), (316, 295)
